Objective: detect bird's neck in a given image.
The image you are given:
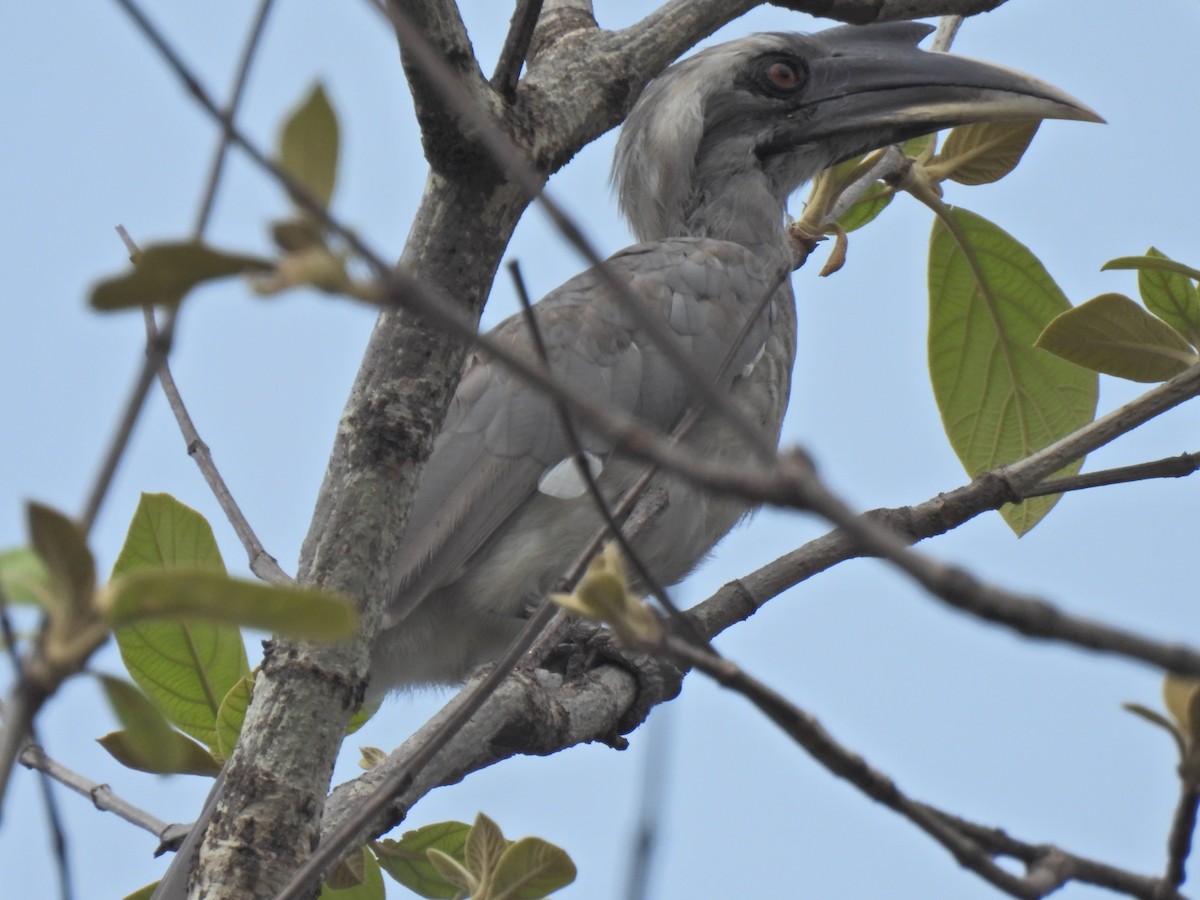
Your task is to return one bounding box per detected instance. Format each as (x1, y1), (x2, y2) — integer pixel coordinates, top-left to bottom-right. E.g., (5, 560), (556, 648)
(677, 167), (793, 260)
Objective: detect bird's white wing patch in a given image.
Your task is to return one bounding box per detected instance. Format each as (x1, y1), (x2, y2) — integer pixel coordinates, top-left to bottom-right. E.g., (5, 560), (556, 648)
(537, 452), (604, 499)
(741, 340), (767, 378)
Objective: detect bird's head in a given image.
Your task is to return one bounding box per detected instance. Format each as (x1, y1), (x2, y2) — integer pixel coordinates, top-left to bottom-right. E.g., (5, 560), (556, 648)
(613, 22), (1100, 246)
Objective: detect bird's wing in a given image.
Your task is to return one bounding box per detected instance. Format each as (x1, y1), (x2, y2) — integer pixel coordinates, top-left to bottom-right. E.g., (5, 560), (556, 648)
(385, 238), (781, 626)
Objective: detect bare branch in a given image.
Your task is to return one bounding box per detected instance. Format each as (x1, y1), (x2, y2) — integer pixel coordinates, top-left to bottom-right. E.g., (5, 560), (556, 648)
(1024, 451), (1200, 498)
(18, 743), (171, 840)
(144, 312), (293, 584)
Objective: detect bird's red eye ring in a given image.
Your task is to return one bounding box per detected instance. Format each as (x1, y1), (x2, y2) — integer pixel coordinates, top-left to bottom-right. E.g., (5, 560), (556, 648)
(767, 61), (800, 90)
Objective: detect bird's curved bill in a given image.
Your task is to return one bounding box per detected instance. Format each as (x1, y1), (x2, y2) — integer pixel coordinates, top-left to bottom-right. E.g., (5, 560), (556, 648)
(786, 23), (1102, 154)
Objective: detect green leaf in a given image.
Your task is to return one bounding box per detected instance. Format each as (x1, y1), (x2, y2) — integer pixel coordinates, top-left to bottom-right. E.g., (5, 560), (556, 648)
(1123, 701), (1186, 753)
(279, 83), (340, 209)
(1104, 254), (1200, 283)
(97, 727), (221, 776)
(91, 242), (273, 311)
(491, 837), (577, 900)
(108, 569), (357, 641)
(111, 494), (226, 574)
(928, 208), (1098, 535)
(319, 847), (385, 900)
(0, 546), (53, 607)
(215, 676), (254, 759)
(112, 494), (247, 747)
(929, 120), (1040, 185)
(466, 812), (509, 884)
(97, 674), (191, 773)
(1137, 247), (1200, 347)
(427, 850), (475, 895)
(1164, 675), (1200, 739)
(28, 502), (95, 615)
(122, 884), (158, 900)
(374, 822), (471, 899)
(1036, 293), (1197, 382)
(837, 181), (895, 233)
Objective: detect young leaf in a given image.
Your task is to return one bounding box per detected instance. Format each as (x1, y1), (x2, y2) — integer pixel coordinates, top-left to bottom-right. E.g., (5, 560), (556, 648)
(107, 568), (357, 641)
(466, 812), (509, 886)
(27, 502), (95, 615)
(837, 181), (895, 233)
(215, 676), (254, 759)
(97, 727), (221, 776)
(1137, 247), (1200, 347)
(491, 837), (577, 900)
(1122, 701), (1186, 758)
(928, 208), (1098, 535)
(97, 674), (191, 773)
(427, 850), (475, 895)
(374, 822), (471, 899)
(0, 546), (53, 607)
(112, 494), (248, 747)
(1164, 675), (1200, 741)
(279, 83), (340, 209)
(1036, 292), (1197, 382)
(928, 120), (1040, 185)
(1104, 254), (1200, 283)
(319, 847), (385, 900)
(91, 242), (273, 311)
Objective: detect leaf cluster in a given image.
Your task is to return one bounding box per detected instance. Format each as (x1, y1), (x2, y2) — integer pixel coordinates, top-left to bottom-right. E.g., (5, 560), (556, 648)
(1, 494), (356, 777)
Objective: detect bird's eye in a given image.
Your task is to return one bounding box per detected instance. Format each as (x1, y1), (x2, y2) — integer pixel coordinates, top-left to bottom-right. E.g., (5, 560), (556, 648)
(766, 61), (801, 91)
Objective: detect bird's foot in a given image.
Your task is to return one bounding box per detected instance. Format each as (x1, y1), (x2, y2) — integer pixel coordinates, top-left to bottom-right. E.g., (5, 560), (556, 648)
(544, 621), (685, 745)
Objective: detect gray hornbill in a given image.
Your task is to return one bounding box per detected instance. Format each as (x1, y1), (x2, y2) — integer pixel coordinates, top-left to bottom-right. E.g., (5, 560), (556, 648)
(151, 20), (1096, 899)
(369, 21), (1098, 691)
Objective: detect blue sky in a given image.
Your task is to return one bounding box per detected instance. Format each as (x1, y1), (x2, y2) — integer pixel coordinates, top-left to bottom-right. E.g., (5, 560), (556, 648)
(4, 2), (1200, 898)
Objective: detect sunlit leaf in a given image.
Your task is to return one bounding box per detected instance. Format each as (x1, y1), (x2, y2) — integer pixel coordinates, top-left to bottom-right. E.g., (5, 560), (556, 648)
(108, 569), (357, 641)
(1036, 292), (1197, 382)
(491, 837), (577, 900)
(0, 546), (53, 607)
(112, 494), (247, 747)
(91, 242), (273, 311)
(930, 120), (1040, 185)
(928, 207), (1098, 534)
(374, 822), (471, 899)
(1137, 247), (1200, 347)
(279, 83), (340, 209)
(97, 727), (221, 777)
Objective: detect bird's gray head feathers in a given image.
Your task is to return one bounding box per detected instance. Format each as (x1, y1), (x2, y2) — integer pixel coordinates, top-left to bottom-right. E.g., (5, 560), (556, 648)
(613, 22), (1098, 245)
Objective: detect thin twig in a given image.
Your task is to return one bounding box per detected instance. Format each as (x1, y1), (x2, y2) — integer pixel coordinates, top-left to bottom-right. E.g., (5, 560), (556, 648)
(491, 0), (544, 100)
(1165, 780), (1200, 888)
(18, 743), (171, 839)
(136, 288), (292, 584)
(1024, 451), (1200, 498)
(193, 0), (276, 235)
(665, 634), (1188, 899)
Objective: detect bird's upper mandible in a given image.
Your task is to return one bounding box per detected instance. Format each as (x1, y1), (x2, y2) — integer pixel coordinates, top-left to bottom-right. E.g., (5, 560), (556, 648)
(372, 21), (1098, 693)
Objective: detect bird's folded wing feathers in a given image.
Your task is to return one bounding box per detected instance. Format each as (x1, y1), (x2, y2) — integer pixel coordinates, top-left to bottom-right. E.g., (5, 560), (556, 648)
(385, 238), (781, 625)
